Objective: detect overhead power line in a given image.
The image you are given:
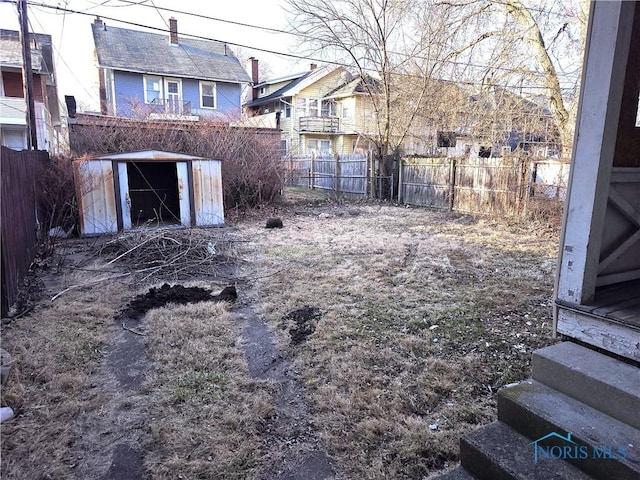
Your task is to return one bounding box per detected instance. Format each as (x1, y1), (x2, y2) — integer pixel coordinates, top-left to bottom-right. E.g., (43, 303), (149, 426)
(17, 0), (578, 92)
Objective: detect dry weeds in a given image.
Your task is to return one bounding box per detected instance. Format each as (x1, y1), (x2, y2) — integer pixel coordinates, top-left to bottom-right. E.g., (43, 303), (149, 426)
(143, 301), (274, 479)
(1, 196), (560, 479)
(236, 197), (559, 478)
(0, 268), (128, 479)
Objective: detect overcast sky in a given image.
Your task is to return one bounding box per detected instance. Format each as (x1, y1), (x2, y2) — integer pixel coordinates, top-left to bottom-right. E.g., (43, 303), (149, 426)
(0, 0), (305, 111)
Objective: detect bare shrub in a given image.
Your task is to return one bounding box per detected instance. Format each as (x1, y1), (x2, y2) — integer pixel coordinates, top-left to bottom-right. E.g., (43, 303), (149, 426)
(35, 155), (78, 254)
(69, 117), (283, 209)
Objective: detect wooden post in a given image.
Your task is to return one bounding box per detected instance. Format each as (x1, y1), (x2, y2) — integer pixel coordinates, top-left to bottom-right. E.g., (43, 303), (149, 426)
(334, 153), (341, 200)
(288, 155), (293, 187)
(449, 157), (457, 211)
(369, 151), (375, 198)
(310, 152), (315, 190)
(398, 157), (404, 204)
(18, 0), (38, 150)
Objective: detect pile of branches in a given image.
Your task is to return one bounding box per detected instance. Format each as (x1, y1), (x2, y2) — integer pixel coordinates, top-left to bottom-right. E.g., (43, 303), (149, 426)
(99, 228), (242, 281)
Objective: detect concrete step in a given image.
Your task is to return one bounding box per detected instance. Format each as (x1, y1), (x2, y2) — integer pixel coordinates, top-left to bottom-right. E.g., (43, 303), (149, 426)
(460, 422), (592, 480)
(498, 380), (640, 480)
(430, 465), (476, 479)
(532, 341), (640, 430)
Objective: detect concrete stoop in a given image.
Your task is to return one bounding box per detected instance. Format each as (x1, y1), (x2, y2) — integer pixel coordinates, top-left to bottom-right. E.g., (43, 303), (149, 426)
(435, 341), (640, 480)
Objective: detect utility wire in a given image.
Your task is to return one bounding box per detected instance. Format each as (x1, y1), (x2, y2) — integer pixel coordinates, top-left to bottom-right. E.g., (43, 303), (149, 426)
(21, 0), (580, 86)
(12, 0), (579, 94)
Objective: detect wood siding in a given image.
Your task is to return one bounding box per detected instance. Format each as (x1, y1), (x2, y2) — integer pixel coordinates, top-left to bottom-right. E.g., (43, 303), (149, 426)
(1, 147), (49, 316)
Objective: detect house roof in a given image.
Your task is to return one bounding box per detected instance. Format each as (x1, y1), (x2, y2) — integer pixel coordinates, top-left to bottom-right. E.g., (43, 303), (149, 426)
(324, 74), (381, 99)
(244, 65), (345, 108)
(0, 29), (53, 73)
(91, 23), (250, 84)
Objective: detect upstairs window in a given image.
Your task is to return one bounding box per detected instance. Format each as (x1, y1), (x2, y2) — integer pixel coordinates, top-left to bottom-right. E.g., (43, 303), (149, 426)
(200, 81), (216, 109)
(321, 100), (336, 117)
(308, 99), (320, 117)
(144, 76), (162, 104)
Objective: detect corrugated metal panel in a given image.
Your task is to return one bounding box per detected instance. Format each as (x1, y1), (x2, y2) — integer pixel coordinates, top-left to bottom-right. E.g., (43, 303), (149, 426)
(176, 162), (191, 226)
(192, 159), (224, 226)
(117, 162), (131, 229)
(76, 159), (118, 235)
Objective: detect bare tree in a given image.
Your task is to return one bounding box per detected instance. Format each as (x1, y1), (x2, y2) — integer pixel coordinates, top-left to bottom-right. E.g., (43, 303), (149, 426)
(286, 0), (450, 173)
(435, 0), (588, 157)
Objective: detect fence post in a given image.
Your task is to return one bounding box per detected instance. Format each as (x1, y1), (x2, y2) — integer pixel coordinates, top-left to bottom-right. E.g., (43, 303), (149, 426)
(449, 157), (457, 212)
(521, 158), (531, 218)
(310, 152), (315, 190)
(398, 157), (404, 204)
(390, 173), (395, 202)
(335, 153), (341, 200)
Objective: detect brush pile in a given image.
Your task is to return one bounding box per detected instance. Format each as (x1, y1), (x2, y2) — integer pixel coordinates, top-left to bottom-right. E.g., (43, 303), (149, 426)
(99, 229), (241, 281)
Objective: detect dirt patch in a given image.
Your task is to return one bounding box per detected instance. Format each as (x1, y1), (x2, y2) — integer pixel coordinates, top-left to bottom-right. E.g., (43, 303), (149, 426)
(238, 306), (335, 479)
(119, 284), (237, 320)
(286, 306), (322, 345)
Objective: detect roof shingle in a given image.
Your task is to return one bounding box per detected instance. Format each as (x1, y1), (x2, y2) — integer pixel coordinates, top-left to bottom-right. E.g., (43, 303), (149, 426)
(91, 23), (250, 84)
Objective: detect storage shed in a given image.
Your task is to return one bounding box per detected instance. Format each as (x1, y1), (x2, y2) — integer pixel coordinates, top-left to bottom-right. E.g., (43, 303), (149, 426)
(74, 150), (224, 235)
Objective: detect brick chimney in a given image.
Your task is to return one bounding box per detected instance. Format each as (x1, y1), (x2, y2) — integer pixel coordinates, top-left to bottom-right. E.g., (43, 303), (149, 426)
(94, 16), (103, 26)
(310, 63), (317, 70)
(169, 17), (178, 45)
(249, 57), (259, 100)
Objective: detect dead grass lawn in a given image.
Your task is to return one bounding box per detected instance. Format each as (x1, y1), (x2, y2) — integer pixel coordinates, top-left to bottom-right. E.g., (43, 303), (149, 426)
(236, 200), (559, 478)
(1, 198), (560, 479)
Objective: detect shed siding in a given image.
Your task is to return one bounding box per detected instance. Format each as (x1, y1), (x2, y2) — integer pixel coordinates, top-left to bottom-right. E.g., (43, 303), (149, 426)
(117, 162), (131, 229)
(76, 160), (118, 235)
(176, 161), (191, 226)
(192, 160), (224, 226)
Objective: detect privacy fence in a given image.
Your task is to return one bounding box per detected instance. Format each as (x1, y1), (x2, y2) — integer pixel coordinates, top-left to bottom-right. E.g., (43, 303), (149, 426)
(283, 153), (394, 199)
(283, 153), (569, 216)
(1, 147), (50, 316)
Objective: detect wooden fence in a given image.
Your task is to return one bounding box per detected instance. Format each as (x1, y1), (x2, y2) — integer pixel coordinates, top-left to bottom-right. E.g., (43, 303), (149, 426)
(1, 147), (49, 316)
(283, 153), (371, 196)
(399, 156), (568, 216)
(282, 153), (567, 215)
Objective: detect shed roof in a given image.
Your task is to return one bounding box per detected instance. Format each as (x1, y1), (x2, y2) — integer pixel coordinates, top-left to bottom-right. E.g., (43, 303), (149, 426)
(91, 23), (250, 84)
(91, 150), (219, 161)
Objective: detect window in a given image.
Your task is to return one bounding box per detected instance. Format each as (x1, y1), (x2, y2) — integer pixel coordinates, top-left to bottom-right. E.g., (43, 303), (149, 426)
(437, 131), (457, 148)
(321, 100), (336, 117)
(308, 99), (320, 117)
(200, 81), (216, 109)
(144, 75), (162, 104)
(307, 138), (331, 154)
(282, 101), (291, 118)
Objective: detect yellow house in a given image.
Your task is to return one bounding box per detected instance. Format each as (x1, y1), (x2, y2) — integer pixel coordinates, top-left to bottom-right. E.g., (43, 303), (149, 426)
(243, 61), (378, 155)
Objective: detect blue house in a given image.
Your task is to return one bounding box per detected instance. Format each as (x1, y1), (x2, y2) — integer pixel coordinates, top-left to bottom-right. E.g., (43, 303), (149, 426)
(91, 17), (250, 120)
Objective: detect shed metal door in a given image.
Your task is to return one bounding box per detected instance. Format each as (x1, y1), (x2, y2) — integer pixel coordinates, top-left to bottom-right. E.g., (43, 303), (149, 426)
(192, 160), (224, 226)
(76, 160), (118, 235)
